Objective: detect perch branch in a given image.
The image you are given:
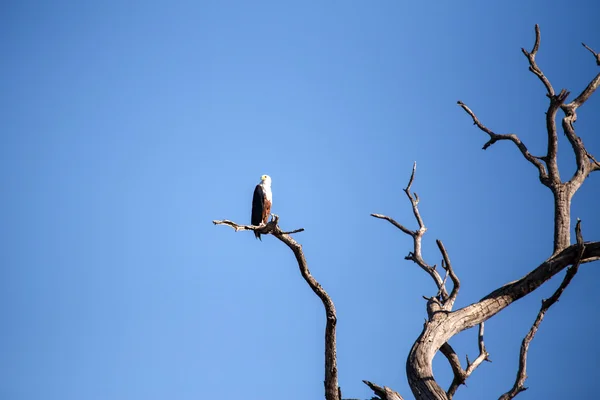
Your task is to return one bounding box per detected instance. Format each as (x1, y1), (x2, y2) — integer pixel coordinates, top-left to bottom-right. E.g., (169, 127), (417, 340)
(499, 220), (586, 400)
(371, 162), (448, 299)
(214, 215), (338, 400)
(212, 214), (304, 236)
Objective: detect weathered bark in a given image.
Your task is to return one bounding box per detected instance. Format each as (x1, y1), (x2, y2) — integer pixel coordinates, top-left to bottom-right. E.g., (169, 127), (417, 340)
(552, 185), (572, 254)
(372, 25), (600, 400)
(406, 241), (600, 398)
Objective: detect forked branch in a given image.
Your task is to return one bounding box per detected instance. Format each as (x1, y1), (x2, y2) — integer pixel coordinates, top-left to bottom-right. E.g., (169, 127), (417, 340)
(521, 24), (554, 96)
(443, 323), (490, 399)
(371, 162), (449, 300)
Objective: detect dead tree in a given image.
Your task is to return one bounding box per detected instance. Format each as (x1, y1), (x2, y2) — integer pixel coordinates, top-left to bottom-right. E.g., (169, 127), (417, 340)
(213, 25), (600, 400)
(368, 25), (600, 399)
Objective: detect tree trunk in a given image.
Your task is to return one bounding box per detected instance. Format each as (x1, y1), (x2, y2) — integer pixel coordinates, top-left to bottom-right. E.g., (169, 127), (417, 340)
(406, 325), (449, 400)
(553, 185), (572, 254)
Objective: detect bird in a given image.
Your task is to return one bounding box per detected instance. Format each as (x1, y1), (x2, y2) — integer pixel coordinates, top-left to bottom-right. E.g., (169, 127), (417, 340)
(251, 175), (272, 240)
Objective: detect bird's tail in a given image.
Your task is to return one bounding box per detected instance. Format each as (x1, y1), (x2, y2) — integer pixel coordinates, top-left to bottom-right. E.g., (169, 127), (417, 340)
(254, 231), (262, 241)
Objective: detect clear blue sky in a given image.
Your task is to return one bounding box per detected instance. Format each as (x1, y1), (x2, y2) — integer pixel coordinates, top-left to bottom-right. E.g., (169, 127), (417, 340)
(2, 1), (599, 399)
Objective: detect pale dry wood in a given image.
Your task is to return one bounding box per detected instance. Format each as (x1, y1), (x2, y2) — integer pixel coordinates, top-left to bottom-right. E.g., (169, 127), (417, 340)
(397, 25), (599, 400)
(363, 380), (405, 400)
(443, 323), (490, 399)
(213, 215), (340, 400)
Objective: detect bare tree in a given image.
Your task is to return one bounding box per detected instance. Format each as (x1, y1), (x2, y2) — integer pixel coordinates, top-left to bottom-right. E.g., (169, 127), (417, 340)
(368, 25), (600, 400)
(214, 25), (600, 400)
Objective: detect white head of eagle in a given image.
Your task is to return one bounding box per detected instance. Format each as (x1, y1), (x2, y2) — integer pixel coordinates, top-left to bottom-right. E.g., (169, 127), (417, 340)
(251, 175), (272, 240)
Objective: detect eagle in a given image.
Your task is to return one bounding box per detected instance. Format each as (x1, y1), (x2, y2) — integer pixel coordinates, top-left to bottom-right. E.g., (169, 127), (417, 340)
(251, 175), (272, 240)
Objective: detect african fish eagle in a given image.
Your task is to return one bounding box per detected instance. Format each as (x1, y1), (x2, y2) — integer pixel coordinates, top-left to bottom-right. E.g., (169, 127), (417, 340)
(251, 175), (272, 240)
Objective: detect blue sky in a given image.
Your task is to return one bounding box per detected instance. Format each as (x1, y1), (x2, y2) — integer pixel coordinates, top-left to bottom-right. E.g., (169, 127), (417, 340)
(1, 1), (599, 399)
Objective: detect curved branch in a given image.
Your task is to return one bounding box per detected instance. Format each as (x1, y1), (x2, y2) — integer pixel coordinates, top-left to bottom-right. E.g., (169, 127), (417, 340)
(214, 216), (339, 400)
(453, 240), (600, 332)
(457, 101), (550, 186)
(521, 24), (555, 96)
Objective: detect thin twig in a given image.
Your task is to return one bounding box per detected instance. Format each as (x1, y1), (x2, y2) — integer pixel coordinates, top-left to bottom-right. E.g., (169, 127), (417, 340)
(582, 42), (600, 65)
(443, 323), (490, 399)
(498, 220), (586, 400)
(457, 101), (550, 186)
(371, 163), (448, 299)
(521, 24), (554, 96)
(370, 214), (414, 236)
(437, 239), (459, 310)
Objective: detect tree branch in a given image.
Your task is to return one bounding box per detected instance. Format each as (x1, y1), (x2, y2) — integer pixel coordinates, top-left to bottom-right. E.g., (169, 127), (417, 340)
(499, 221), (586, 400)
(582, 42), (600, 65)
(451, 240), (600, 334)
(465, 323), (491, 379)
(437, 240), (459, 310)
(213, 215), (339, 400)
(363, 380), (405, 400)
(559, 42), (600, 184)
(371, 162), (448, 299)
(456, 101), (550, 186)
(212, 214), (305, 236)
(440, 343), (466, 399)
(521, 24), (554, 96)
(441, 323), (490, 399)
